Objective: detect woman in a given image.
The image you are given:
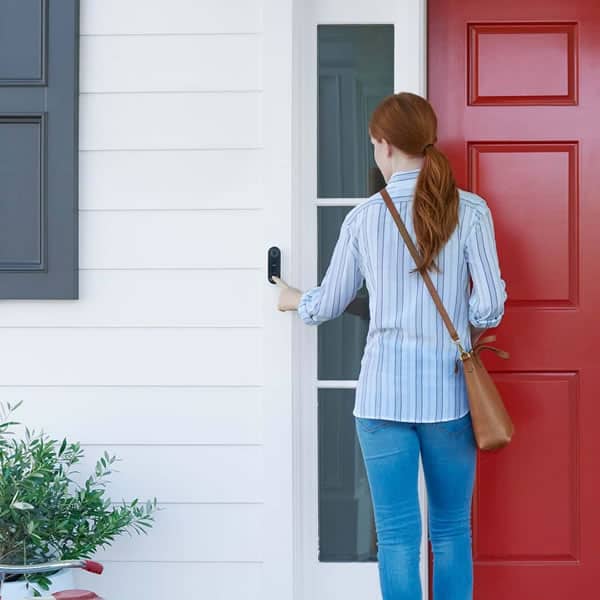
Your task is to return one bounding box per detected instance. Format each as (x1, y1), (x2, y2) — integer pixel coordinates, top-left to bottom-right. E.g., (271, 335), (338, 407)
(273, 91), (507, 599)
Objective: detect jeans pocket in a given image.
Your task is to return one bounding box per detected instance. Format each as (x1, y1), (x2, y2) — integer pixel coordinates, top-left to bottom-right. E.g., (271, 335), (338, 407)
(355, 416), (395, 433)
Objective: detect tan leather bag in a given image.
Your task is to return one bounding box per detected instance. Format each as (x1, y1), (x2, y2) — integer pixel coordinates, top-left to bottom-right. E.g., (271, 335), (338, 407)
(380, 188), (515, 451)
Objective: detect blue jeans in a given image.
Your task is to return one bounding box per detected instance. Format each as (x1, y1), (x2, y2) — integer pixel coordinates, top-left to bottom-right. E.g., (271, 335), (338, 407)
(355, 411), (476, 600)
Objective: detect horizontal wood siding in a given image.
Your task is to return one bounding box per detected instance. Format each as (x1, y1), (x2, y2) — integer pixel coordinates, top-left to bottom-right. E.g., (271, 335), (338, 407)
(1, 1), (267, 598)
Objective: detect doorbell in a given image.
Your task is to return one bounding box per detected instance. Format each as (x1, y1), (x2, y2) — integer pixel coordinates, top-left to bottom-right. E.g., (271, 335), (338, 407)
(267, 246), (281, 284)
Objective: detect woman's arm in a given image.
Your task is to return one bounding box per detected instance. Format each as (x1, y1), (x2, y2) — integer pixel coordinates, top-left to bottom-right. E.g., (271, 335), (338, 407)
(296, 218), (364, 325)
(464, 205), (508, 339)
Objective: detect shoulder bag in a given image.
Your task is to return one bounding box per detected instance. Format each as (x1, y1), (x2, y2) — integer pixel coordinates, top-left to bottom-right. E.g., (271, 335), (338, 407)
(380, 187), (515, 451)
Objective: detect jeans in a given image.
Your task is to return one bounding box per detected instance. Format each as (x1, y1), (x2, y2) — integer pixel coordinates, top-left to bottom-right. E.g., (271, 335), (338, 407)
(355, 411), (476, 600)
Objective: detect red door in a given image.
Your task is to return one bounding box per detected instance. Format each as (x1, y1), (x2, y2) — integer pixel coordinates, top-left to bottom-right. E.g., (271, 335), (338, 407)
(429, 1), (600, 597)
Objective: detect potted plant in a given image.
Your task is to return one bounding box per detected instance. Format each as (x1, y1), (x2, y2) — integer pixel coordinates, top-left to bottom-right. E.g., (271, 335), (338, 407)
(0, 400), (160, 598)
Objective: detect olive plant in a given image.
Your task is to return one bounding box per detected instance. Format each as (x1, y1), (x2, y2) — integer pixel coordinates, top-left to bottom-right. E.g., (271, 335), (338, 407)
(0, 400), (160, 596)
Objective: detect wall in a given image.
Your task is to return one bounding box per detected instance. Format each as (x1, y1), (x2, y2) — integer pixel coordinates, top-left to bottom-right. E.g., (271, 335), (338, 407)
(0, 1), (272, 597)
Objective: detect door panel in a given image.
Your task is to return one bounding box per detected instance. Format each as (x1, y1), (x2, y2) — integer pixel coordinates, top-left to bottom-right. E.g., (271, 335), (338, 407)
(429, 1), (600, 596)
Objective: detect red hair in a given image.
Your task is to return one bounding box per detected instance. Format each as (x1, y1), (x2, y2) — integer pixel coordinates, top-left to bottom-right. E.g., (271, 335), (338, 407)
(369, 92), (459, 276)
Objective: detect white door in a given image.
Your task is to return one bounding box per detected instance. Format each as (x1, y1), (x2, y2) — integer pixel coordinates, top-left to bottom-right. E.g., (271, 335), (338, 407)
(294, 1), (430, 599)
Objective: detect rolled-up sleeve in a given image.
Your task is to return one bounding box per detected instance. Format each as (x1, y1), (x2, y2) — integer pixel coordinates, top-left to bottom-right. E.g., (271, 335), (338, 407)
(297, 218), (364, 325)
(464, 206), (507, 329)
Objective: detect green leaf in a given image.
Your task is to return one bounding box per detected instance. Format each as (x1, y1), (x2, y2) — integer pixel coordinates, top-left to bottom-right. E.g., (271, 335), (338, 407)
(0, 399), (159, 563)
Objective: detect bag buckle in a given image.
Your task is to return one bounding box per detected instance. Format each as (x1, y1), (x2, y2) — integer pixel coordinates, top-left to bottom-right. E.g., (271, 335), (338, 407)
(452, 338), (470, 360)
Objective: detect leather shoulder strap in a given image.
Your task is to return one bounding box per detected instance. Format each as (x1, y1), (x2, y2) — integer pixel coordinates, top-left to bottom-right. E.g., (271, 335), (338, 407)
(380, 187), (463, 348)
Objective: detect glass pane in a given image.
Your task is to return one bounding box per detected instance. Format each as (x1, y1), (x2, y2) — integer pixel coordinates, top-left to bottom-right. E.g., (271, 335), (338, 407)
(317, 206), (369, 380)
(318, 388), (376, 562)
(317, 24), (394, 198)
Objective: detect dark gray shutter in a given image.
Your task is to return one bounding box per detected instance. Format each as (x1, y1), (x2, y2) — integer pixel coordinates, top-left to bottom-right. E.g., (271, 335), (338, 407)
(0, 0), (79, 299)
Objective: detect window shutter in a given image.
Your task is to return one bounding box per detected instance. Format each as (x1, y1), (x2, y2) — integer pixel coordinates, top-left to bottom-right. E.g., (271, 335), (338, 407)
(0, 0), (79, 298)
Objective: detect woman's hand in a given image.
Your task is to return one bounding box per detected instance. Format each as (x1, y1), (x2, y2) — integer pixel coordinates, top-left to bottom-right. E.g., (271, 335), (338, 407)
(272, 276), (303, 312)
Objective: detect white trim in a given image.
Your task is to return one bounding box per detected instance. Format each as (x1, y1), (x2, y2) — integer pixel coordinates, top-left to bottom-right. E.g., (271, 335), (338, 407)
(293, 1), (318, 598)
(263, 0), (296, 598)
(294, 0), (430, 598)
(290, 0), (310, 596)
(317, 380), (358, 389)
(315, 198), (369, 206)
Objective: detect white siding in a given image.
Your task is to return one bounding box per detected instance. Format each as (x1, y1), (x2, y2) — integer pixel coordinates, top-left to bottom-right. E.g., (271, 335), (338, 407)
(0, 270), (262, 326)
(1, 1), (272, 598)
(80, 0), (262, 35)
(79, 150), (264, 210)
(79, 92), (262, 150)
(79, 35), (262, 92)
(77, 211), (263, 269)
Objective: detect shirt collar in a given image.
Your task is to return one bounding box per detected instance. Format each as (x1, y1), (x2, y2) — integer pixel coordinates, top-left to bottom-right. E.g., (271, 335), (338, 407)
(385, 168), (421, 195)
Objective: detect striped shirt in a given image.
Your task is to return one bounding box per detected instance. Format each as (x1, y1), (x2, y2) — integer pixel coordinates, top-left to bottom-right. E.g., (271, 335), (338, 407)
(297, 168), (508, 422)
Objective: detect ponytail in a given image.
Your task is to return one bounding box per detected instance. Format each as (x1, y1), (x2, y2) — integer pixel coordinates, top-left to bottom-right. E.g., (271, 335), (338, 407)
(412, 144), (459, 276)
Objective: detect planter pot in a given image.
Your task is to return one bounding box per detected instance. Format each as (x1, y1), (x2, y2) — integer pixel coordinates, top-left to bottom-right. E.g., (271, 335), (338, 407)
(0, 567), (75, 600)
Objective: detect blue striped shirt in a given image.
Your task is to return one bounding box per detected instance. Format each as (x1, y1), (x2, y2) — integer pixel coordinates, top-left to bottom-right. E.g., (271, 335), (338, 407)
(297, 168), (508, 422)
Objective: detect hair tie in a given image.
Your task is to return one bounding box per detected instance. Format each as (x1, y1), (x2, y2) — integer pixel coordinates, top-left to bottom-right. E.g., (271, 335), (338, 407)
(423, 142), (434, 152)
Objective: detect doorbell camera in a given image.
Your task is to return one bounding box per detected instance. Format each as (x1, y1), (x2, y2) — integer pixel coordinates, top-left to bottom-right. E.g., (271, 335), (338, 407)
(267, 246), (281, 284)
